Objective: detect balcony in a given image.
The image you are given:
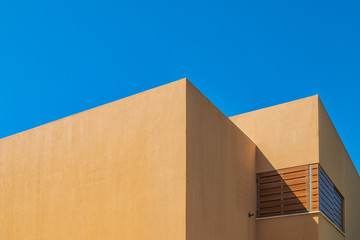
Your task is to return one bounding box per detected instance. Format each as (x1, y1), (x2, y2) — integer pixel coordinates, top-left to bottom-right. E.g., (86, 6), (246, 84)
(256, 164), (344, 231)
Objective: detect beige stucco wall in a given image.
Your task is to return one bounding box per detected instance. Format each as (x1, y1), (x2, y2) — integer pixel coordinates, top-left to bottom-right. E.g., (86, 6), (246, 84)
(1, 79), (358, 240)
(186, 81), (257, 240)
(230, 95), (320, 240)
(230, 95), (319, 173)
(231, 95), (359, 240)
(318, 99), (360, 240)
(0, 79), (187, 240)
(256, 214), (319, 240)
(318, 214), (345, 240)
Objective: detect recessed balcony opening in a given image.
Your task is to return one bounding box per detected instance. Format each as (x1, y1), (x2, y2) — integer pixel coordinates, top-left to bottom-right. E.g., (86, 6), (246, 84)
(256, 164), (344, 232)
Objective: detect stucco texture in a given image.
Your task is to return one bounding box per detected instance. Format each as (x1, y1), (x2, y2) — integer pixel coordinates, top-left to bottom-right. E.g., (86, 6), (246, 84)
(1, 79), (358, 240)
(231, 95), (359, 240)
(230, 95), (319, 173)
(0, 80), (187, 240)
(0, 79), (258, 240)
(256, 214), (319, 240)
(186, 81), (257, 240)
(318, 99), (360, 240)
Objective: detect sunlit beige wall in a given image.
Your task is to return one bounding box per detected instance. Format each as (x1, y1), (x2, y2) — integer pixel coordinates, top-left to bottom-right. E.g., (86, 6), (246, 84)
(0, 80), (187, 240)
(318, 99), (360, 240)
(1, 78), (358, 240)
(186, 81), (257, 240)
(231, 95), (359, 240)
(230, 96), (320, 240)
(230, 95), (319, 173)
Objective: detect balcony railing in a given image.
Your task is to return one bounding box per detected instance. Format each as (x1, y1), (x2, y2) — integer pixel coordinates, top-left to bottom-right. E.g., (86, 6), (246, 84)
(257, 164), (319, 218)
(256, 163), (344, 231)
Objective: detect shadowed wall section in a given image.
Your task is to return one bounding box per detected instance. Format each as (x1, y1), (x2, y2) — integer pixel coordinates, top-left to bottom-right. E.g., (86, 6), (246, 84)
(256, 214), (319, 240)
(231, 95), (359, 240)
(186, 81), (256, 240)
(230, 95), (319, 173)
(230, 96), (320, 240)
(318, 99), (360, 240)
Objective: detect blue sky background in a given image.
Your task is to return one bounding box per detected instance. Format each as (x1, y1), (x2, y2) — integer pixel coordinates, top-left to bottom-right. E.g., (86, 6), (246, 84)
(0, 0), (359, 172)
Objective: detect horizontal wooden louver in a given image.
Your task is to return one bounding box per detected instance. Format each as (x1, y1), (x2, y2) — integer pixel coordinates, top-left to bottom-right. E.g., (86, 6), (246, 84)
(257, 164), (319, 218)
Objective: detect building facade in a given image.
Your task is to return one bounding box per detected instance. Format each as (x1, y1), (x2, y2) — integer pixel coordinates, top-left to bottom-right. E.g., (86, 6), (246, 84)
(0, 79), (359, 239)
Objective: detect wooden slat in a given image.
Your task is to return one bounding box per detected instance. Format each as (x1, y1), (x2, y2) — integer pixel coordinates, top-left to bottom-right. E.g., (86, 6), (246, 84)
(258, 196), (309, 209)
(258, 199), (283, 209)
(258, 188), (318, 202)
(309, 164), (319, 176)
(312, 201), (319, 210)
(258, 185), (317, 197)
(284, 188), (318, 200)
(258, 176), (308, 189)
(258, 184), (307, 196)
(259, 209), (304, 217)
(257, 164), (319, 178)
(258, 204), (309, 215)
(258, 203), (310, 215)
(257, 165), (309, 178)
(258, 170), (308, 184)
(258, 206), (283, 215)
(312, 205), (319, 211)
(312, 180), (319, 193)
(256, 164), (325, 219)
(283, 203), (308, 212)
(312, 194), (319, 202)
(258, 176), (318, 191)
(283, 208), (308, 215)
(259, 200), (319, 218)
(257, 181), (283, 190)
(311, 174), (319, 183)
(282, 175), (316, 186)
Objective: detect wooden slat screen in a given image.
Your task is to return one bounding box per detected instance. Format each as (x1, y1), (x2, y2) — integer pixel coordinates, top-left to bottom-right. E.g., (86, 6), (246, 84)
(319, 166), (344, 231)
(257, 164), (319, 218)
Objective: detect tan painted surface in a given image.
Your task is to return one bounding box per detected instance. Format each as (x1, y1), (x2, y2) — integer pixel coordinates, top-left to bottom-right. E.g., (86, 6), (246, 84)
(256, 214), (319, 240)
(230, 97), (321, 240)
(231, 95), (359, 239)
(318, 99), (360, 240)
(1, 78), (359, 240)
(186, 81), (257, 240)
(318, 214), (345, 240)
(230, 95), (319, 173)
(0, 80), (187, 240)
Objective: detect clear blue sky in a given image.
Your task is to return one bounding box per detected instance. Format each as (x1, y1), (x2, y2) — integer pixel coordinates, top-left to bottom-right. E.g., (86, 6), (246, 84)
(1, 0), (359, 172)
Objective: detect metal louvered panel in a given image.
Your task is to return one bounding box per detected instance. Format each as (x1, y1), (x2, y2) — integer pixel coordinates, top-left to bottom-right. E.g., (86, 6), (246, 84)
(319, 166), (344, 231)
